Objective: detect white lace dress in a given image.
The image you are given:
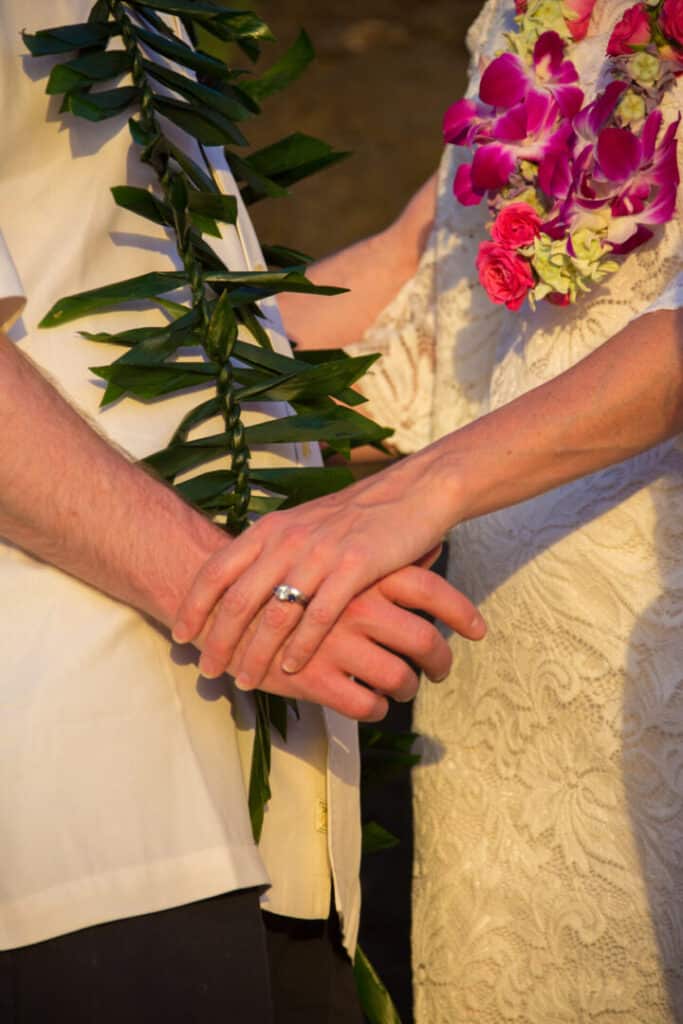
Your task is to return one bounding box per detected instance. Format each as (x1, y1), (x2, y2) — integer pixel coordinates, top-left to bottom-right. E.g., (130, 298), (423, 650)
(350, 1), (683, 1020)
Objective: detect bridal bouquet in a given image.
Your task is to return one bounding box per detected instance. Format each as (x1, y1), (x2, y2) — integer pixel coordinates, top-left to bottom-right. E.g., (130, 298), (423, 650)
(445, 0), (683, 310)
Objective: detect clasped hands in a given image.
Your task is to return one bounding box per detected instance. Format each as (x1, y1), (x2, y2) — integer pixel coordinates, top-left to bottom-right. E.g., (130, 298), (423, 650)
(174, 452), (485, 721)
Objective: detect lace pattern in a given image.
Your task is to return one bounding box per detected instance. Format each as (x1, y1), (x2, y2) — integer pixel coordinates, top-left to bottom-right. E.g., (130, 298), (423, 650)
(353, 1), (683, 1019)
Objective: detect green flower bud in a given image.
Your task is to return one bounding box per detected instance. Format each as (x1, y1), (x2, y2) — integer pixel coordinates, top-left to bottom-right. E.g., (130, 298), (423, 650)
(617, 89), (647, 126)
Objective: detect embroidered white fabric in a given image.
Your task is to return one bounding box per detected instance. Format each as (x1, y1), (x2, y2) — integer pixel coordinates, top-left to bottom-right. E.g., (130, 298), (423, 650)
(349, 1), (683, 1019)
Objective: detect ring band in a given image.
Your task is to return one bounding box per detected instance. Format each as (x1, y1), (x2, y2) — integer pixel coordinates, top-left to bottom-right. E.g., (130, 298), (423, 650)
(272, 583), (310, 607)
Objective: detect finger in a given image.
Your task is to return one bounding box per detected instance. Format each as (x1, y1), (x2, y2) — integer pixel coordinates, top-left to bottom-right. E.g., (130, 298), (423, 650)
(229, 561), (332, 689)
(256, 654), (389, 723)
(325, 633), (420, 703)
(281, 568), (369, 675)
(232, 595), (306, 691)
(343, 591), (453, 682)
(195, 548), (325, 680)
(172, 533), (265, 644)
(379, 566), (487, 640)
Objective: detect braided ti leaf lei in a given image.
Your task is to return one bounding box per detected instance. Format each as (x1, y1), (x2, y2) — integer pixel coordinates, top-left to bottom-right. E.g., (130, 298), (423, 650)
(24, 0), (392, 843)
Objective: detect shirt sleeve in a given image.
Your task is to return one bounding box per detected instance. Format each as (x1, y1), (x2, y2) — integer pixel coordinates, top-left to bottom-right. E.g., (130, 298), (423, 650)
(0, 230), (25, 331)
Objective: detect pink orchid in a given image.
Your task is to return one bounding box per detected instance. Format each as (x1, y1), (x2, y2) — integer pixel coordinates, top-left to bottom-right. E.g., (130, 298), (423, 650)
(573, 80), (628, 144)
(443, 98), (492, 147)
(452, 90), (572, 206)
(479, 32), (584, 118)
(564, 0), (598, 40)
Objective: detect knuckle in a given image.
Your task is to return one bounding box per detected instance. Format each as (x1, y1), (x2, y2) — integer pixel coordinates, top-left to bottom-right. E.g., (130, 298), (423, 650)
(308, 603), (336, 629)
(413, 622), (439, 658)
(220, 587), (249, 618)
(385, 661), (414, 694)
(339, 542), (369, 575)
(288, 638), (318, 665)
(262, 602), (292, 630)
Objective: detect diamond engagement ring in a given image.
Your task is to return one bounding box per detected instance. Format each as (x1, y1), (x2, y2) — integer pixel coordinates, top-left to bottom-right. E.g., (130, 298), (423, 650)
(272, 584), (310, 607)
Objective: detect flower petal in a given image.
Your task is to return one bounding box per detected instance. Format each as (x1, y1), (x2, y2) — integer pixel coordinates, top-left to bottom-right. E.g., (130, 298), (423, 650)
(480, 52), (530, 109)
(443, 98), (482, 145)
(453, 162), (485, 206)
(533, 31), (567, 78)
(471, 144), (517, 190)
(597, 126), (642, 181)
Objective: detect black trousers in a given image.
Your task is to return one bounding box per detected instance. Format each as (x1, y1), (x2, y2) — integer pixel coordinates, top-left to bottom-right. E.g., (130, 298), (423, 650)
(0, 889), (363, 1024)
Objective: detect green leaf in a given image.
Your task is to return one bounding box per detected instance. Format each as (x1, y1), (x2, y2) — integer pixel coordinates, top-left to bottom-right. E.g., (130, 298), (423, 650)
(240, 135), (350, 204)
(23, 22), (118, 57)
(248, 693), (272, 842)
(360, 727), (420, 789)
(207, 288), (238, 359)
(175, 466), (353, 506)
(261, 244), (312, 268)
(91, 362), (215, 404)
(244, 407), (392, 446)
(89, 0), (111, 23)
(224, 152), (288, 202)
(154, 96), (248, 147)
(143, 60), (253, 121)
(187, 190), (237, 225)
(236, 354), (379, 404)
(80, 325), (166, 347)
(238, 305), (273, 351)
(353, 946), (401, 1024)
(169, 397), (222, 445)
(246, 133), (336, 178)
(166, 141), (217, 194)
(362, 822), (400, 856)
(66, 86), (140, 122)
(111, 185), (170, 228)
(46, 50), (132, 94)
(242, 30), (314, 102)
(40, 271), (187, 326)
(134, 25), (230, 80)
(204, 269), (346, 301)
(252, 466), (353, 505)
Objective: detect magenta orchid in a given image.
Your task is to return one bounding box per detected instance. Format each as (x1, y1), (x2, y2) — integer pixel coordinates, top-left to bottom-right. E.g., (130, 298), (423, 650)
(444, 0), (682, 312)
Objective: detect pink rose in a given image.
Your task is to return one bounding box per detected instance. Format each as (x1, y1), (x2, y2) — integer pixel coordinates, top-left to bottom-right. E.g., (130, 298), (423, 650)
(565, 0), (597, 41)
(476, 241), (534, 310)
(662, 0), (683, 50)
(491, 202), (542, 249)
(515, 0), (528, 14)
(607, 3), (652, 55)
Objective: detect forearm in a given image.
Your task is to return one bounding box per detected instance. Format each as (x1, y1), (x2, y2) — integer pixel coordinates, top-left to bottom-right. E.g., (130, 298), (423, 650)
(0, 333), (225, 627)
(424, 308), (683, 523)
(279, 174), (438, 350)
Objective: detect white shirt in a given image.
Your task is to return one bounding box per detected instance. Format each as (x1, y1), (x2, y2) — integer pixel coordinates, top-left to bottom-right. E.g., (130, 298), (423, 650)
(0, 0), (360, 953)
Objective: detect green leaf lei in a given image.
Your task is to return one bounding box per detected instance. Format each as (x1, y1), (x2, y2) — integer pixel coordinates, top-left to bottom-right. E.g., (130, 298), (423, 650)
(23, 0), (392, 842)
(25, 6), (406, 1018)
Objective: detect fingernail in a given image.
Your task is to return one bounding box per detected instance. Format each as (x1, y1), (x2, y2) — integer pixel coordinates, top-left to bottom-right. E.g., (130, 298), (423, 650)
(432, 671), (449, 684)
(235, 673), (252, 691)
(173, 622), (190, 644)
(281, 660), (298, 675)
(470, 613), (486, 637)
(199, 657), (221, 678)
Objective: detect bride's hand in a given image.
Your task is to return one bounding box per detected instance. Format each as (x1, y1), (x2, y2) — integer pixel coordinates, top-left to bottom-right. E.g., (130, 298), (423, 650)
(173, 447), (465, 688)
(221, 558), (485, 720)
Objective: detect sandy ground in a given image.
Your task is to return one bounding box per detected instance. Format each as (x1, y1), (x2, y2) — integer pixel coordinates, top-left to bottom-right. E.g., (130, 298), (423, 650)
(245, 1), (484, 258)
